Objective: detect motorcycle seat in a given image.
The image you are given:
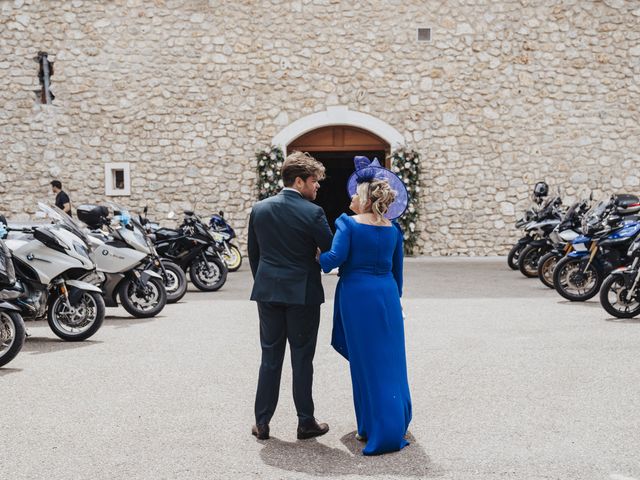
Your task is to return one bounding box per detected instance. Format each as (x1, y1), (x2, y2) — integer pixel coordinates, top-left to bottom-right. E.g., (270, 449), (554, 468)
(155, 228), (180, 240)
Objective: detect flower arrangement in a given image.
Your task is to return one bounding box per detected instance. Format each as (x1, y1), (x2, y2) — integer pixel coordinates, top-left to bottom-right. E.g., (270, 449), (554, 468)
(256, 146), (285, 200)
(390, 148), (421, 256)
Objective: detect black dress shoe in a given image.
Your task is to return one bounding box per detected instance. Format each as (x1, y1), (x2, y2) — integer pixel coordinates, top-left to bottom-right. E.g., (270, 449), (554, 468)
(297, 420), (329, 440)
(251, 423), (270, 440)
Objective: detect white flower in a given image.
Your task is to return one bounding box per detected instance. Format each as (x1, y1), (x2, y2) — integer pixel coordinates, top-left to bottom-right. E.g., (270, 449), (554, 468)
(409, 206), (415, 213)
(409, 222), (415, 232)
(415, 186), (421, 192)
(270, 153), (276, 160)
(267, 169), (273, 177)
(259, 161), (264, 167)
(277, 179), (284, 187)
(404, 162), (410, 168)
(403, 233), (409, 240)
(276, 162), (282, 168)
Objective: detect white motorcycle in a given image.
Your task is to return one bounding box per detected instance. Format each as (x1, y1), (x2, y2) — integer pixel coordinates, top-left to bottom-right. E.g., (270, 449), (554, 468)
(4, 203), (105, 341)
(76, 204), (168, 318)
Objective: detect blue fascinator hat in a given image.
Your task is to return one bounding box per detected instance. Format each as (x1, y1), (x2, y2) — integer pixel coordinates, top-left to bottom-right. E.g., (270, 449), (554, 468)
(347, 156), (409, 220)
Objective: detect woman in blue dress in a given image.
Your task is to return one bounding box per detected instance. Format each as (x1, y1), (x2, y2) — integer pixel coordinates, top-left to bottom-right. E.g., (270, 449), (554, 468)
(319, 157), (412, 456)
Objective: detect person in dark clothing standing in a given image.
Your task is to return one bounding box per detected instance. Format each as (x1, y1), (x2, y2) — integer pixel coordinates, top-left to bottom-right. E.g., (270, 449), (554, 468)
(248, 151), (333, 441)
(50, 180), (72, 216)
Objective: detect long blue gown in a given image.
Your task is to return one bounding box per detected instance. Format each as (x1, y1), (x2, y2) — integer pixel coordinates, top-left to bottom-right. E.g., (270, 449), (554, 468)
(319, 213), (412, 456)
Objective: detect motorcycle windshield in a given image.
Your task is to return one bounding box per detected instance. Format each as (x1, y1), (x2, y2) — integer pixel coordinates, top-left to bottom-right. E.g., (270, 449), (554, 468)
(37, 202), (91, 246)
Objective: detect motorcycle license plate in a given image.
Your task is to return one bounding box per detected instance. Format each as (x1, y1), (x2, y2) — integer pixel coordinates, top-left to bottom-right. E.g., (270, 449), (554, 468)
(573, 243), (588, 252)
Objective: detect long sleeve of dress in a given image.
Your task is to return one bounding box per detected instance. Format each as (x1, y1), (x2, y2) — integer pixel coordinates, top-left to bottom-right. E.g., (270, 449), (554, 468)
(319, 214), (351, 273)
(392, 222), (404, 297)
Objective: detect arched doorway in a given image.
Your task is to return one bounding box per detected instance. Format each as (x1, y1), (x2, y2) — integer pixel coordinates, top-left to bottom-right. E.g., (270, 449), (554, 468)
(288, 125), (390, 230)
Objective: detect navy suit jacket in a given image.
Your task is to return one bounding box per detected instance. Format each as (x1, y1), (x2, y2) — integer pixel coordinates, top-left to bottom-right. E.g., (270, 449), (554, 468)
(248, 189), (333, 305)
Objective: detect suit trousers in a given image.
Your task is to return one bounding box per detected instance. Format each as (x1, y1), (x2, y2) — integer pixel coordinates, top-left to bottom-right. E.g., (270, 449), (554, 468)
(254, 301), (321, 426)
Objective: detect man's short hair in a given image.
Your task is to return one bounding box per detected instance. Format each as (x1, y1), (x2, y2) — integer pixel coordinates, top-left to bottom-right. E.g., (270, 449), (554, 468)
(50, 180), (62, 189)
(281, 151), (325, 187)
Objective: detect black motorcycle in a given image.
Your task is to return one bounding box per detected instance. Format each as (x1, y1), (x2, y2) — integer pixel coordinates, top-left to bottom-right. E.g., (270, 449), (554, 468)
(600, 232), (640, 318)
(149, 211), (228, 292)
(516, 196), (563, 277)
(507, 181), (550, 270)
(0, 235), (25, 368)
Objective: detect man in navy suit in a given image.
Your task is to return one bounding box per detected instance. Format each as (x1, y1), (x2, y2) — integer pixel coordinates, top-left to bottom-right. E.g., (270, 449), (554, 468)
(248, 151), (333, 440)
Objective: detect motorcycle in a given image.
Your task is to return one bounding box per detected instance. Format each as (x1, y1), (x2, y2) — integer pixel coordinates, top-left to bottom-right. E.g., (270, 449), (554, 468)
(209, 211), (242, 272)
(112, 205), (188, 304)
(536, 199), (590, 289)
(4, 203), (105, 341)
(517, 195), (563, 278)
(149, 210), (228, 292)
(0, 226), (25, 368)
(507, 181), (550, 270)
(553, 195), (640, 302)
(76, 204), (168, 318)
(599, 232), (640, 318)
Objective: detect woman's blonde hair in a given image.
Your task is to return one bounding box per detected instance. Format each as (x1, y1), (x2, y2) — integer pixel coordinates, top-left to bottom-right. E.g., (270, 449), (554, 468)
(357, 179), (396, 223)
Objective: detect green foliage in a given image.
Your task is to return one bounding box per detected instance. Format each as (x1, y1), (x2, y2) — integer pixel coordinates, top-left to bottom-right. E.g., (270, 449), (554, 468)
(390, 148), (421, 256)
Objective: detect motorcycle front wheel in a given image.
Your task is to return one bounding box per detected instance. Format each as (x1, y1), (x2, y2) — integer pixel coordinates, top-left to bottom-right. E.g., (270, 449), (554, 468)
(119, 276), (167, 318)
(553, 257), (602, 302)
(599, 274), (640, 318)
(189, 256), (228, 292)
(537, 252), (561, 289)
(507, 243), (525, 270)
(48, 291), (105, 341)
(518, 244), (545, 278)
(160, 260), (187, 304)
(0, 310), (25, 367)
(223, 243), (243, 272)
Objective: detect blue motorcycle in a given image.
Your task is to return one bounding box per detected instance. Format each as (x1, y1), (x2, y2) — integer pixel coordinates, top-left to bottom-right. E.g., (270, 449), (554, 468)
(553, 195), (640, 301)
(209, 211), (242, 272)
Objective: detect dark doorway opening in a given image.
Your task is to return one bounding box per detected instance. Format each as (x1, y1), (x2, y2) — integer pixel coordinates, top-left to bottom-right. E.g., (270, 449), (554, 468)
(313, 150), (386, 231)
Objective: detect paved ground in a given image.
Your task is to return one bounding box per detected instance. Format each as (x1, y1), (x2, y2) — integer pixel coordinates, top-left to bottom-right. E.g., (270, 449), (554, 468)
(1, 258), (639, 480)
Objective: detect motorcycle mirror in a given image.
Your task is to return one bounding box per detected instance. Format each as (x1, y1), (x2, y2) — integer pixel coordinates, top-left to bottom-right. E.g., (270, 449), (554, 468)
(167, 211), (175, 220)
(219, 210), (224, 217)
(143, 206), (148, 214)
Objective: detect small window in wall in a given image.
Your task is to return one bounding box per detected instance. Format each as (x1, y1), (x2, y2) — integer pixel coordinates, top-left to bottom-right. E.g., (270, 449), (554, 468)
(105, 163), (131, 196)
(417, 28), (432, 42)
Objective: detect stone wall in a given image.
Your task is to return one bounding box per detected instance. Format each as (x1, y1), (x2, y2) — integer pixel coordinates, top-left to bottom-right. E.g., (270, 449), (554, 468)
(1, 0), (639, 255)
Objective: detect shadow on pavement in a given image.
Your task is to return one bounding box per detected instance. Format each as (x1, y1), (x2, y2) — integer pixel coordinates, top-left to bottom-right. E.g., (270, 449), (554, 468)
(259, 430), (439, 477)
(557, 300), (602, 308)
(22, 336), (102, 355)
(605, 316), (640, 324)
(0, 367), (23, 376)
(104, 315), (156, 329)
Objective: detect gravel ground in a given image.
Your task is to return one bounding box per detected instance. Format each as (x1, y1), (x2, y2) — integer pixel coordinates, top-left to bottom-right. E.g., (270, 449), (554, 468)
(1, 258), (639, 480)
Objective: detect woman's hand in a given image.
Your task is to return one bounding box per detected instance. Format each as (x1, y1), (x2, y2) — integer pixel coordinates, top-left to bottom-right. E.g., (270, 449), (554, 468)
(315, 247), (321, 263)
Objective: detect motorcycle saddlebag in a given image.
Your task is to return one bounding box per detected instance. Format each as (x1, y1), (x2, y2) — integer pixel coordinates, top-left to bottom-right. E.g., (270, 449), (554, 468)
(76, 204), (109, 229)
(613, 194), (640, 215)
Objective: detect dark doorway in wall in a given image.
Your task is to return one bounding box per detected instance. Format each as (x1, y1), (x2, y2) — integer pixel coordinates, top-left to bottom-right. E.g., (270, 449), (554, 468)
(313, 150), (386, 230)
(288, 125), (390, 231)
